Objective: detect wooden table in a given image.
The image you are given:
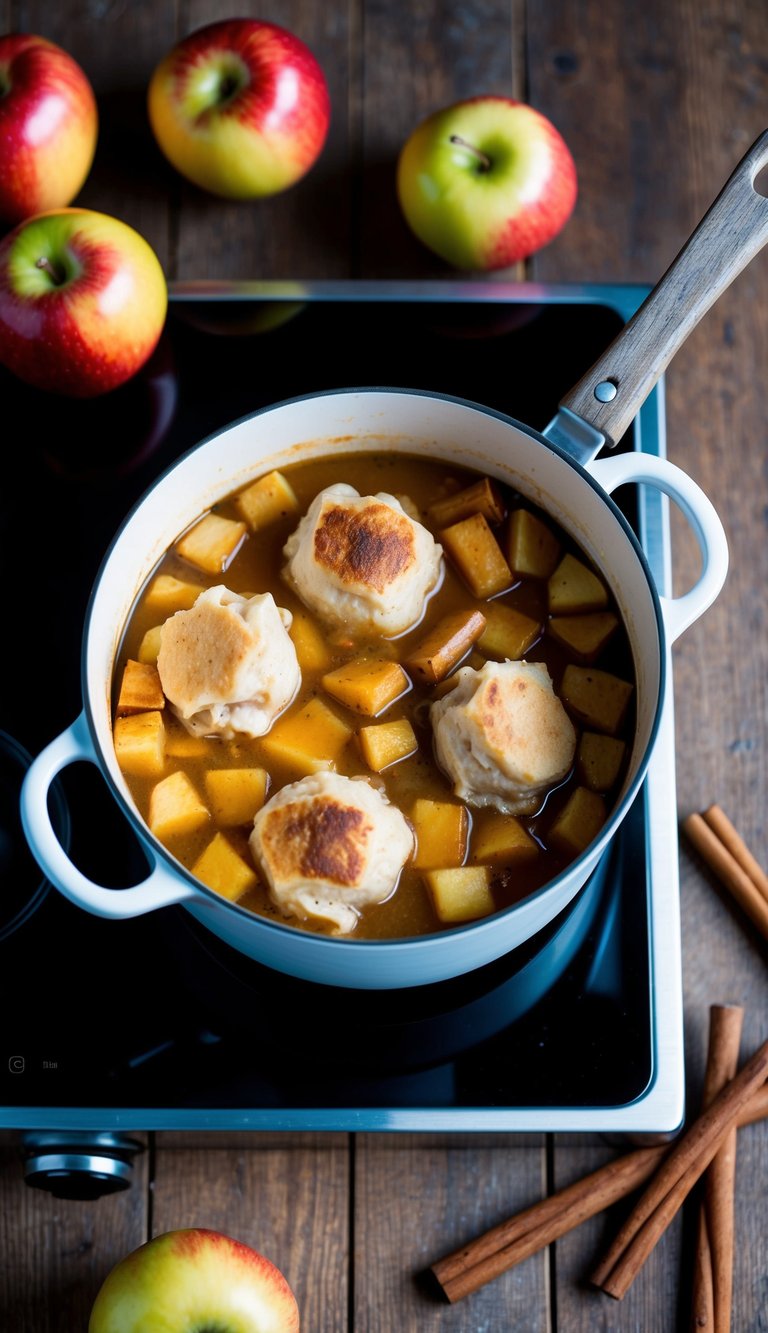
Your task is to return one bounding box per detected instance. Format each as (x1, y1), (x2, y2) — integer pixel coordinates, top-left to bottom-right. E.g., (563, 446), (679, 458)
(2, 1), (767, 1328)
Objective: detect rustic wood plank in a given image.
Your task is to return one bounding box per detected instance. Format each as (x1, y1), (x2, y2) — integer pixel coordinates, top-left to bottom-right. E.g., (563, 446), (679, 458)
(151, 1136), (349, 1332)
(0, 1143), (149, 1333)
(354, 1133), (549, 1330)
(359, 0), (522, 276)
(14, 0), (176, 272)
(174, 0), (355, 279)
(530, 2), (768, 1326)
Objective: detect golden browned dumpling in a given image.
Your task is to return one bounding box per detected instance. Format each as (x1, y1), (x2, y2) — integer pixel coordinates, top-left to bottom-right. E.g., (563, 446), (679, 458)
(283, 483), (442, 635)
(431, 660), (576, 814)
(157, 585), (300, 739)
(249, 771), (415, 933)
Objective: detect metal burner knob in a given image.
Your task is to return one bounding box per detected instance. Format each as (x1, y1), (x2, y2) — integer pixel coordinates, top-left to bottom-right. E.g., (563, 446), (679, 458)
(21, 1132), (144, 1200)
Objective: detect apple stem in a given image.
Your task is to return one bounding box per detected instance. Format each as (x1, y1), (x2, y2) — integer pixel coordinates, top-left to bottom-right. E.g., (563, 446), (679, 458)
(449, 135), (492, 172)
(36, 256), (67, 286)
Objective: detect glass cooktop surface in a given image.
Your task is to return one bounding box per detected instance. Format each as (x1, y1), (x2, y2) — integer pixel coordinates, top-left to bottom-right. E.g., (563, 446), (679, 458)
(0, 283), (683, 1131)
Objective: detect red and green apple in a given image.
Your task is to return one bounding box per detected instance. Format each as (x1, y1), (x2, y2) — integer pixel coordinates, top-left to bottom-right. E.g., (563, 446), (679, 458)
(0, 207), (167, 398)
(397, 96), (577, 270)
(148, 19), (330, 199)
(88, 1228), (300, 1333)
(0, 33), (98, 224)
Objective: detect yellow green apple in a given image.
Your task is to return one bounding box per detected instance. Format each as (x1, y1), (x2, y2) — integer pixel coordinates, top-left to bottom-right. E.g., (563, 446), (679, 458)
(148, 18), (330, 199)
(0, 207), (167, 397)
(88, 1228), (300, 1333)
(0, 33), (98, 224)
(397, 96), (577, 270)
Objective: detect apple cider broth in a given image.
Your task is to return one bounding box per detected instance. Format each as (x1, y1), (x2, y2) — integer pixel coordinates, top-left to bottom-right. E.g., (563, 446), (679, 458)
(113, 452), (636, 940)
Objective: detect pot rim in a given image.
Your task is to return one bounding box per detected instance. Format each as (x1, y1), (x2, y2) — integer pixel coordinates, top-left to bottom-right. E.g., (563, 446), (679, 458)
(80, 385), (666, 951)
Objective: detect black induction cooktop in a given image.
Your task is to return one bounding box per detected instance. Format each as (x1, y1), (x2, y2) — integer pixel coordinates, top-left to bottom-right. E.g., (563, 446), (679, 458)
(0, 281), (684, 1134)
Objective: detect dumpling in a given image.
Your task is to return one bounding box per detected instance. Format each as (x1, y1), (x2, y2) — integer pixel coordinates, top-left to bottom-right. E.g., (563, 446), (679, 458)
(283, 483), (442, 635)
(157, 585), (300, 739)
(249, 771), (415, 934)
(431, 660), (576, 815)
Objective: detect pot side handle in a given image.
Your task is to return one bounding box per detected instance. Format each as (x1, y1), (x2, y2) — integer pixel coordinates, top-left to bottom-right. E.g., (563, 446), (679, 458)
(20, 713), (201, 920)
(587, 452), (729, 644)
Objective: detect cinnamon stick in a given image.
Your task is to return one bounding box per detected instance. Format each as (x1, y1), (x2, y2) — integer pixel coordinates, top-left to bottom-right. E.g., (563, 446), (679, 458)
(430, 1079), (768, 1304)
(691, 1005), (743, 1331)
(683, 812), (768, 942)
(702, 806), (768, 906)
(591, 1036), (768, 1299)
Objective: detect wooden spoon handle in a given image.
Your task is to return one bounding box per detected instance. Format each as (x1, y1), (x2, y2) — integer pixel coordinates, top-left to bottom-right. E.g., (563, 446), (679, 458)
(560, 129), (768, 447)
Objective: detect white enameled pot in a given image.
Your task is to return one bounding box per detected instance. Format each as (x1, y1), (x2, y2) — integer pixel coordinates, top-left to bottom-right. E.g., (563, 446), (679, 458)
(20, 387), (728, 988)
(22, 131), (768, 988)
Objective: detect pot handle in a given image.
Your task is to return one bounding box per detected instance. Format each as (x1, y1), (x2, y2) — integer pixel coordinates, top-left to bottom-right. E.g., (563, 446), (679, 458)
(20, 712), (202, 920)
(587, 452), (729, 644)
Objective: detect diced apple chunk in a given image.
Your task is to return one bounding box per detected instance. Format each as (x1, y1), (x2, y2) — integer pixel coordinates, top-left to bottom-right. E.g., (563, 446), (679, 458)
(117, 660), (165, 715)
(548, 554), (608, 613)
(114, 711), (166, 778)
(164, 724), (210, 758)
(234, 469), (299, 530)
(322, 660), (409, 717)
(149, 771), (209, 841)
(260, 697), (353, 776)
(577, 732), (627, 791)
(471, 812), (538, 865)
(440, 513), (512, 598)
(192, 833), (258, 902)
(508, 509), (561, 579)
(175, 512), (247, 575)
(289, 609), (332, 672)
(204, 768), (269, 826)
(549, 787), (607, 856)
(359, 719), (417, 772)
(405, 610), (486, 683)
(548, 612), (619, 661)
(411, 798), (468, 869)
(427, 477), (505, 528)
(144, 574), (205, 617)
(477, 604), (540, 661)
(561, 665), (634, 735)
(137, 625), (163, 665)
(424, 866), (494, 923)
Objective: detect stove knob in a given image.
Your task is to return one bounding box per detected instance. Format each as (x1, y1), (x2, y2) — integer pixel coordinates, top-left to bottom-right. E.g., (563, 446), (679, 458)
(21, 1133), (143, 1200)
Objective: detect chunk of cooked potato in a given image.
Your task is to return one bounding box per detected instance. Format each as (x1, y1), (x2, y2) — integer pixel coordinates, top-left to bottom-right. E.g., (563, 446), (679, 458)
(577, 732), (627, 791)
(164, 723), (210, 759)
(204, 768), (269, 826)
(259, 696), (353, 776)
(427, 477), (505, 529)
(440, 512), (512, 598)
(192, 833), (258, 902)
(549, 787), (607, 856)
(358, 718), (418, 772)
(411, 798), (468, 869)
(149, 771), (209, 841)
(548, 612), (619, 661)
(477, 603), (540, 661)
(144, 574), (206, 617)
(322, 660), (409, 717)
(115, 711), (166, 778)
(471, 812), (538, 865)
(117, 660), (165, 715)
(508, 509), (561, 579)
(560, 665), (634, 735)
(424, 865), (494, 923)
(234, 469), (300, 530)
(137, 625), (163, 666)
(548, 554), (608, 613)
(289, 608), (333, 672)
(175, 512), (247, 575)
(405, 609), (487, 683)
